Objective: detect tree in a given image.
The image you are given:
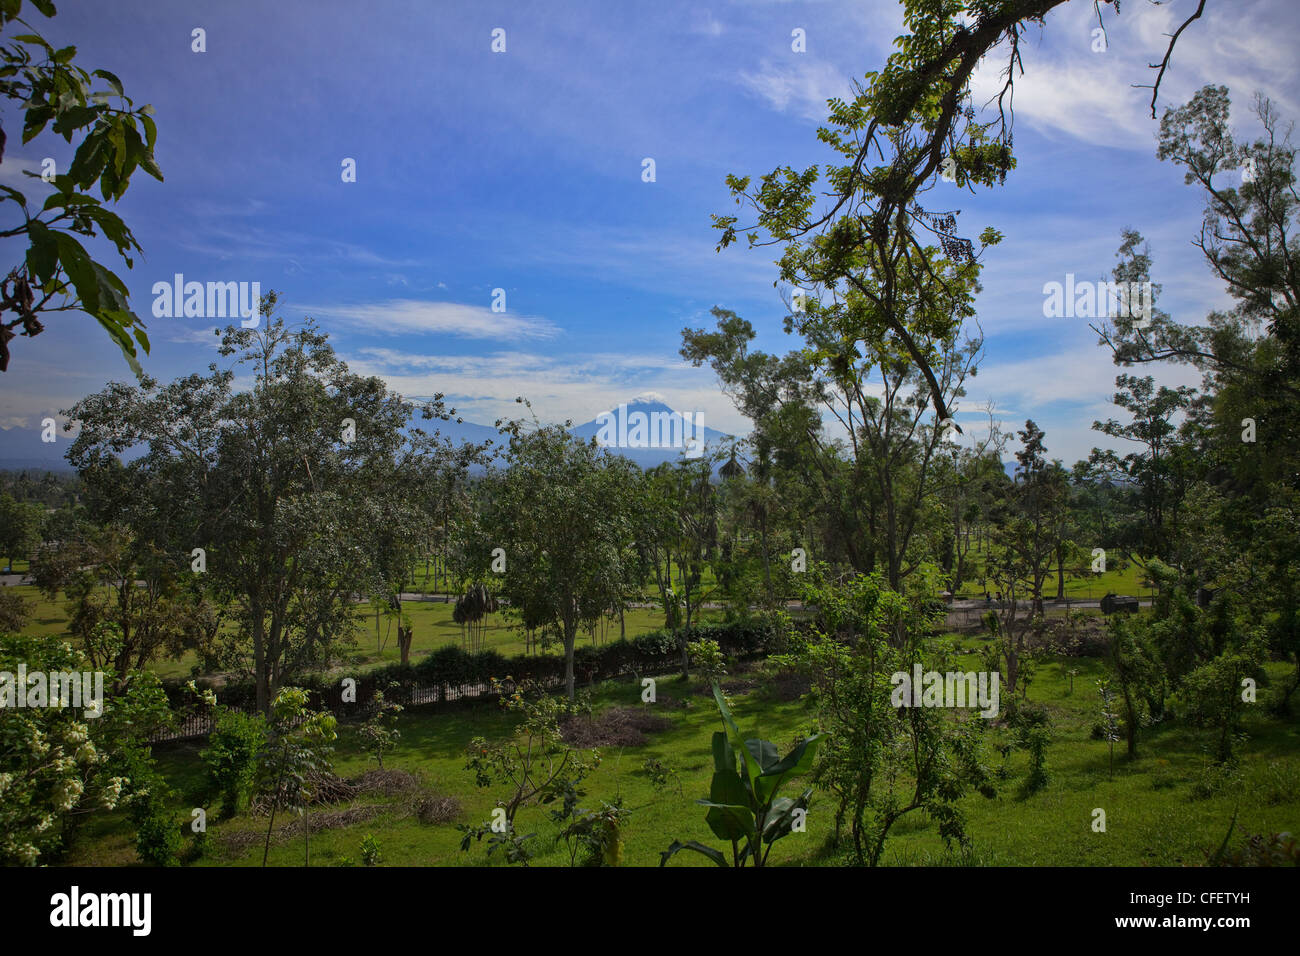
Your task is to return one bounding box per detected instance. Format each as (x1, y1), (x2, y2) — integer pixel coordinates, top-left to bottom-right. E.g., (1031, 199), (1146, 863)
(777, 569), (994, 865)
(683, 288), (982, 591)
(0, 0), (163, 373)
(985, 421), (1069, 698)
(1089, 373), (1195, 569)
(459, 678), (598, 865)
(0, 491), (39, 568)
(30, 521), (209, 684)
(254, 686), (337, 867)
(358, 685), (402, 769)
(641, 457), (720, 676)
(710, 0), (1205, 428)
(482, 419), (637, 701)
(64, 296), (462, 714)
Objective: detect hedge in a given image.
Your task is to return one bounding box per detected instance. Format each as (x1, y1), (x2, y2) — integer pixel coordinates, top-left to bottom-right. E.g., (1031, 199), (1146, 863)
(168, 616), (791, 717)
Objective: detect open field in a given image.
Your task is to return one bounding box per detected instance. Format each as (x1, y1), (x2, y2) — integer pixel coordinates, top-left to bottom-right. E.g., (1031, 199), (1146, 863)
(63, 641), (1300, 868)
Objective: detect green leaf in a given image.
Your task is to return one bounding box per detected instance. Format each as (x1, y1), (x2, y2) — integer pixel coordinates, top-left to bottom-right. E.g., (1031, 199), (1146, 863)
(26, 218), (57, 284)
(712, 682), (764, 794)
(709, 729), (734, 774)
(701, 761), (755, 843)
(746, 737), (780, 772)
(92, 310), (142, 378)
(754, 733), (824, 805)
(0, 184), (29, 208)
(659, 839), (728, 868)
(140, 113), (157, 151)
(92, 68), (123, 96)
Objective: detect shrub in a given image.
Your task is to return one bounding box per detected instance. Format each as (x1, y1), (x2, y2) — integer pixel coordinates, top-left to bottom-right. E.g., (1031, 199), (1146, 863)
(360, 834), (382, 866)
(202, 709), (267, 818)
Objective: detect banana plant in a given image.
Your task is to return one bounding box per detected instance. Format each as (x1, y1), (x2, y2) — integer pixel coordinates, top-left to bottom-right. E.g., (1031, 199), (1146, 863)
(661, 683), (823, 867)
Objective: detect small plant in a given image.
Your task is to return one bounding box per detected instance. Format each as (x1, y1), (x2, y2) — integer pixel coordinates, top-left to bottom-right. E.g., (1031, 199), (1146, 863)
(557, 798), (632, 867)
(687, 637), (727, 686)
(1097, 679), (1121, 780)
(253, 687), (338, 868)
(458, 678), (597, 866)
(458, 819), (536, 865)
(358, 684), (402, 769)
(1065, 667), (1079, 696)
(359, 834), (382, 866)
(642, 757), (684, 797)
(1009, 705), (1051, 795)
(661, 683), (823, 868)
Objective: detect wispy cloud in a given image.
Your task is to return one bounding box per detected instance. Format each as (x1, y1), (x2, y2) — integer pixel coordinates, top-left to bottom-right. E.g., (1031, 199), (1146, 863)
(302, 300), (560, 341)
(737, 58), (852, 124)
(690, 10), (725, 37)
(345, 347), (750, 434)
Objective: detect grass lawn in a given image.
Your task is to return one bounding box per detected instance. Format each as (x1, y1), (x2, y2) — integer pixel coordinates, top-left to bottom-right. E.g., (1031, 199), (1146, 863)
(6, 583), (719, 680)
(952, 558), (1150, 601)
(64, 639), (1300, 868)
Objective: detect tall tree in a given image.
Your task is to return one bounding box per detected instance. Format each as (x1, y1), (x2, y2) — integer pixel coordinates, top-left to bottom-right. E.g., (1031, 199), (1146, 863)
(482, 421), (638, 701)
(64, 295), (458, 713)
(710, 0), (1205, 426)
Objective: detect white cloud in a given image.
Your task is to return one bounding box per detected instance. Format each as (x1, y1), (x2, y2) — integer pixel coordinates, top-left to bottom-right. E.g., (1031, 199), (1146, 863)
(344, 346), (752, 435)
(302, 300), (560, 341)
(968, 0), (1300, 150)
(737, 59), (852, 124)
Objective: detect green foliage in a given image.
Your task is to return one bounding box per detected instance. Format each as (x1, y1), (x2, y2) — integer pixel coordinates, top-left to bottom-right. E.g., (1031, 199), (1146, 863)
(775, 570), (995, 865)
(557, 798), (630, 867)
(458, 678), (598, 867)
(357, 684), (402, 769)
(0, 0), (163, 373)
(359, 833), (381, 866)
(126, 776), (181, 866)
(661, 683), (822, 868)
(0, 633), (120, 864)
(686, 637), (727, 686)
(253, 686), (338, 867)
(1172, 641), (1264, 764)
(201, 707), (266, 819)
(1009, 705), (1051, 796)
(0, 586), (30, 632)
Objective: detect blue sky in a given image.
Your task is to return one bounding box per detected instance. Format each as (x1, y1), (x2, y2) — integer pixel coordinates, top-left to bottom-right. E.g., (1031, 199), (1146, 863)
(2, 0), (1297, 466)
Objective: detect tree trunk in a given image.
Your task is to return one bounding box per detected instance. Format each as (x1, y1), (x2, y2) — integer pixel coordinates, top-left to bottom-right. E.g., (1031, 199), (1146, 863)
(253, 603), (268, 716)
(564, 627), (576, 701)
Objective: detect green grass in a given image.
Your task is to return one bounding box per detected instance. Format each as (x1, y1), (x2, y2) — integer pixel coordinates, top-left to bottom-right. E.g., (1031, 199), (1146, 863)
(6, 583), (720, 680)
(64, 642), (1300, 868)
(952, 556), (1150, 601)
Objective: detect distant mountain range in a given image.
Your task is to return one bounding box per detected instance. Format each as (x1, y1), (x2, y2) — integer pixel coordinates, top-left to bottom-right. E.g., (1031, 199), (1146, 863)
(0, 424), (77, 473)
(0, 397), (738, 474)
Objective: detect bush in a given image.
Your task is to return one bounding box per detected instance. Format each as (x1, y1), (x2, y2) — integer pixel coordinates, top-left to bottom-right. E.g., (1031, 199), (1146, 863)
(129, 790), (182, 866)
(202, 710), (266, 817)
